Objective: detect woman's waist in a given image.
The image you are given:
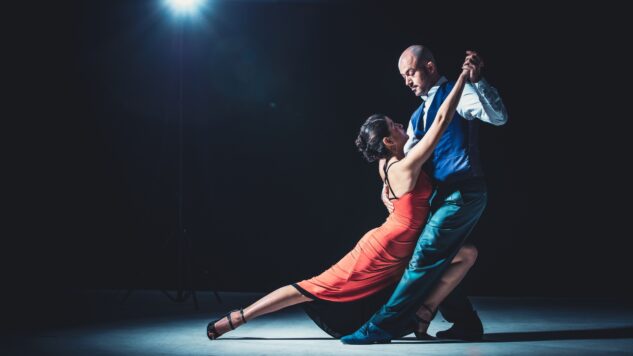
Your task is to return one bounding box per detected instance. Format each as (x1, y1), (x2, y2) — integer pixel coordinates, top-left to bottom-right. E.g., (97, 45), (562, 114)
(384, 213), (426, 229)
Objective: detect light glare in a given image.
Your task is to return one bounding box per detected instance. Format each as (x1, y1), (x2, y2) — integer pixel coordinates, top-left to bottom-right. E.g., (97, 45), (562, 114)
(165, 0), (205, 16)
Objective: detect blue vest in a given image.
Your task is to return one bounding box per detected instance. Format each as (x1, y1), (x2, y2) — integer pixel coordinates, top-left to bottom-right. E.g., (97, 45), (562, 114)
(411, 81), (483, 184)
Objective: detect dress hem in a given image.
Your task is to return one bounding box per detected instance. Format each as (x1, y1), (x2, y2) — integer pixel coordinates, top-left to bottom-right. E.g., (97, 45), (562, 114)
(292, 283), (321, 301)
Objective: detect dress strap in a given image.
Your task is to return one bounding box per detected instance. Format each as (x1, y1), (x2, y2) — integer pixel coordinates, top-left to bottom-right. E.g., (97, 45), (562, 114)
(383, 158), (399, 200)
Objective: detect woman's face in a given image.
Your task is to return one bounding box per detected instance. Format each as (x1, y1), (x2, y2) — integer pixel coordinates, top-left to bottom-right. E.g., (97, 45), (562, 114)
(385, 117), (408, 148)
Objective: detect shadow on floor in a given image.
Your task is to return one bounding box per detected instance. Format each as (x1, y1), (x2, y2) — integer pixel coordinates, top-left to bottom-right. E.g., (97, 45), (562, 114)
(393, 326), (633, 344)
(219, 327), (633, 343)
(483, 326), (633, 342)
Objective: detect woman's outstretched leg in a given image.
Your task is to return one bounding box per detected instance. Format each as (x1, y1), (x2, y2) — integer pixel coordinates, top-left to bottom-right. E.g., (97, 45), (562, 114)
(208, 285), (312, 339)
(413, 244), (478, 336)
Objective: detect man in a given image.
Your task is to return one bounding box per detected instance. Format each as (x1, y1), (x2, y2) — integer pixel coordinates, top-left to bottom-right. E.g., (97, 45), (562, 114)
(341, 45), (508, 344)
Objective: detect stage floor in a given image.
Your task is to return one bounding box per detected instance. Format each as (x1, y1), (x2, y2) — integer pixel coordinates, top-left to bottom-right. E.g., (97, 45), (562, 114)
(3, 290), (633, 355)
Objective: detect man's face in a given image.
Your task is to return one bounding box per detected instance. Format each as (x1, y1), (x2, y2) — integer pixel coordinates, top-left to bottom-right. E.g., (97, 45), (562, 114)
(399, 54), (433, 97)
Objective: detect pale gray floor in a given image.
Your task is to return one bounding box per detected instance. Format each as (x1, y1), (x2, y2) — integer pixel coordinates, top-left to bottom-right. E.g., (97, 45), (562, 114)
(3, 291), (633, 355)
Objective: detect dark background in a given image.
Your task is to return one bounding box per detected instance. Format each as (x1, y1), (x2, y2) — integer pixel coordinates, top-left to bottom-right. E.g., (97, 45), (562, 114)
(5, 0), (631, 317)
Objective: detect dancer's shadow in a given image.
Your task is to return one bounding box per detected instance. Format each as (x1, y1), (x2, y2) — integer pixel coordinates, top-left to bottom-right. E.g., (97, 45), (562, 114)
(392, 326), (633, 344)
(484, 327), (633, 342)
(222, 326), (633, 343)
(221, 337), (334, 340)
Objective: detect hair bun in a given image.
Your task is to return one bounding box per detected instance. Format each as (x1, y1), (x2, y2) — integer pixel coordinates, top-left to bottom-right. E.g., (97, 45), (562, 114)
(355, 114), (391, 163)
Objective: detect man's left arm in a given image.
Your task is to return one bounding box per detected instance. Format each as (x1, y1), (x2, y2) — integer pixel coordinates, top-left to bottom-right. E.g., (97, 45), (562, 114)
(457, 79), (508, 126)
(457, 50), (508, 126)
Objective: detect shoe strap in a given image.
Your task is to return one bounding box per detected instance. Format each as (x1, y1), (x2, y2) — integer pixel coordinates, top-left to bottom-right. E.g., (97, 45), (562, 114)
(239, 308), (247, 324)
(416, 304), (437, 324)
(227, 309), (247, 330)
(227, 312), (235, 330)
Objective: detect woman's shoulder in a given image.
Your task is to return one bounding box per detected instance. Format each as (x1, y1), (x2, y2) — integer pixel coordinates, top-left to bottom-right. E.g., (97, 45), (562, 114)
(383, 158), (407, 181)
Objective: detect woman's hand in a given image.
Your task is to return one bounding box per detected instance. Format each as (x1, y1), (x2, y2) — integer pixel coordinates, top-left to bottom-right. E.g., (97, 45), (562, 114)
(381, 183), (395, 214)
(462, 50), (484, 83)
(460, 66), (471, 80)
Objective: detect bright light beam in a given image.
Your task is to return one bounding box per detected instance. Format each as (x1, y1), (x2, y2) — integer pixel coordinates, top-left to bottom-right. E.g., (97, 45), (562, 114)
(164, 0), (206, 16)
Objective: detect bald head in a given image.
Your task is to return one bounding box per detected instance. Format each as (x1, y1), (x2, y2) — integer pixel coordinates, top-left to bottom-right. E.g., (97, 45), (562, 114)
(398, 45), (440, 97)
(399, 45), (436, 68)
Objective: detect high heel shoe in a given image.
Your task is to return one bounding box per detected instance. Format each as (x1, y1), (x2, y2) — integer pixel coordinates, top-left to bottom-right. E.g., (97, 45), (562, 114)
(413, 304), (437, 340)
(207, 308), (247, 340)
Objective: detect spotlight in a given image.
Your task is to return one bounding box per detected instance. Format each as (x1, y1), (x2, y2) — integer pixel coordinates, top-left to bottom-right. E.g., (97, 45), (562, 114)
(164, 0), (205, 16)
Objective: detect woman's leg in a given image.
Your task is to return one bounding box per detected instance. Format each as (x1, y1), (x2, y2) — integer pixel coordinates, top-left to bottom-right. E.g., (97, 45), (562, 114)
(414, 244), (478, 334)
(209, 285), (312, 338)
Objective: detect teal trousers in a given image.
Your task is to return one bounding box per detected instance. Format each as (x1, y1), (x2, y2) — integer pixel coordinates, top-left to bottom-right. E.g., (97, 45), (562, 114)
(370, 177), (488, 335)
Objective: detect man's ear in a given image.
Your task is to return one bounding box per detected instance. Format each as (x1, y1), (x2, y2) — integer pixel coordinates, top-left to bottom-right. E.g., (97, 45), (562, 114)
(426, 61), (436, 75)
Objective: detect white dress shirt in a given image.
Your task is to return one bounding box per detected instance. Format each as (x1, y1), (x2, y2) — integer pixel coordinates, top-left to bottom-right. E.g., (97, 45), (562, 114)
(403, 76), (508, 154)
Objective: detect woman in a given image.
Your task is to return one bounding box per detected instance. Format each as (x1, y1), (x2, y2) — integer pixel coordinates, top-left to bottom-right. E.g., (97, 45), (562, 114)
(207, 65), (474, 340)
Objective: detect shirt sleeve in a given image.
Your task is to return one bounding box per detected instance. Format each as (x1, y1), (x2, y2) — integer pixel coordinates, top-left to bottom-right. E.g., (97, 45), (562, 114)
(457, 78), (508, 126)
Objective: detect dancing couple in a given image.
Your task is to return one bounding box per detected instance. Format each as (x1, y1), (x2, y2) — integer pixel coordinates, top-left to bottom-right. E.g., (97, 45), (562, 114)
(207, 45), (508, 344)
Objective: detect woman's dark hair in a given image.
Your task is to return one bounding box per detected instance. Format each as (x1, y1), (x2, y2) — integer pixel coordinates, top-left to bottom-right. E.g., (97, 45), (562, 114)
(355, 114), (392, 163)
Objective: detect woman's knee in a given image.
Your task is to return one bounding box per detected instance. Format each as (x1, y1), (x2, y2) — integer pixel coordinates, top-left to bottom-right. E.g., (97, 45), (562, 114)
(458, 244), (478, 267)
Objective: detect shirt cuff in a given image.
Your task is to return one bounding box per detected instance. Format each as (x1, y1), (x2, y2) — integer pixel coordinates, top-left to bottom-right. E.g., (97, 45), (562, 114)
(472, 77), (490, 91)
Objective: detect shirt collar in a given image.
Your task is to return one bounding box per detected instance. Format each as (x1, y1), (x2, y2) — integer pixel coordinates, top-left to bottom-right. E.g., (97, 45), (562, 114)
(420, 76), (447, 101)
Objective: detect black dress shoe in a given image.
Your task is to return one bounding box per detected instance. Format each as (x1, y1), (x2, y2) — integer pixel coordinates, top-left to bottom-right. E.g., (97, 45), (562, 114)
(435, 312), (483, 341)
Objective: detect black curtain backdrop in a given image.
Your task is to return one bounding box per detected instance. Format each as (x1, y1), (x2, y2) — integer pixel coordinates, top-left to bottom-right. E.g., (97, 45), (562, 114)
(6, 0), (630, 300)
